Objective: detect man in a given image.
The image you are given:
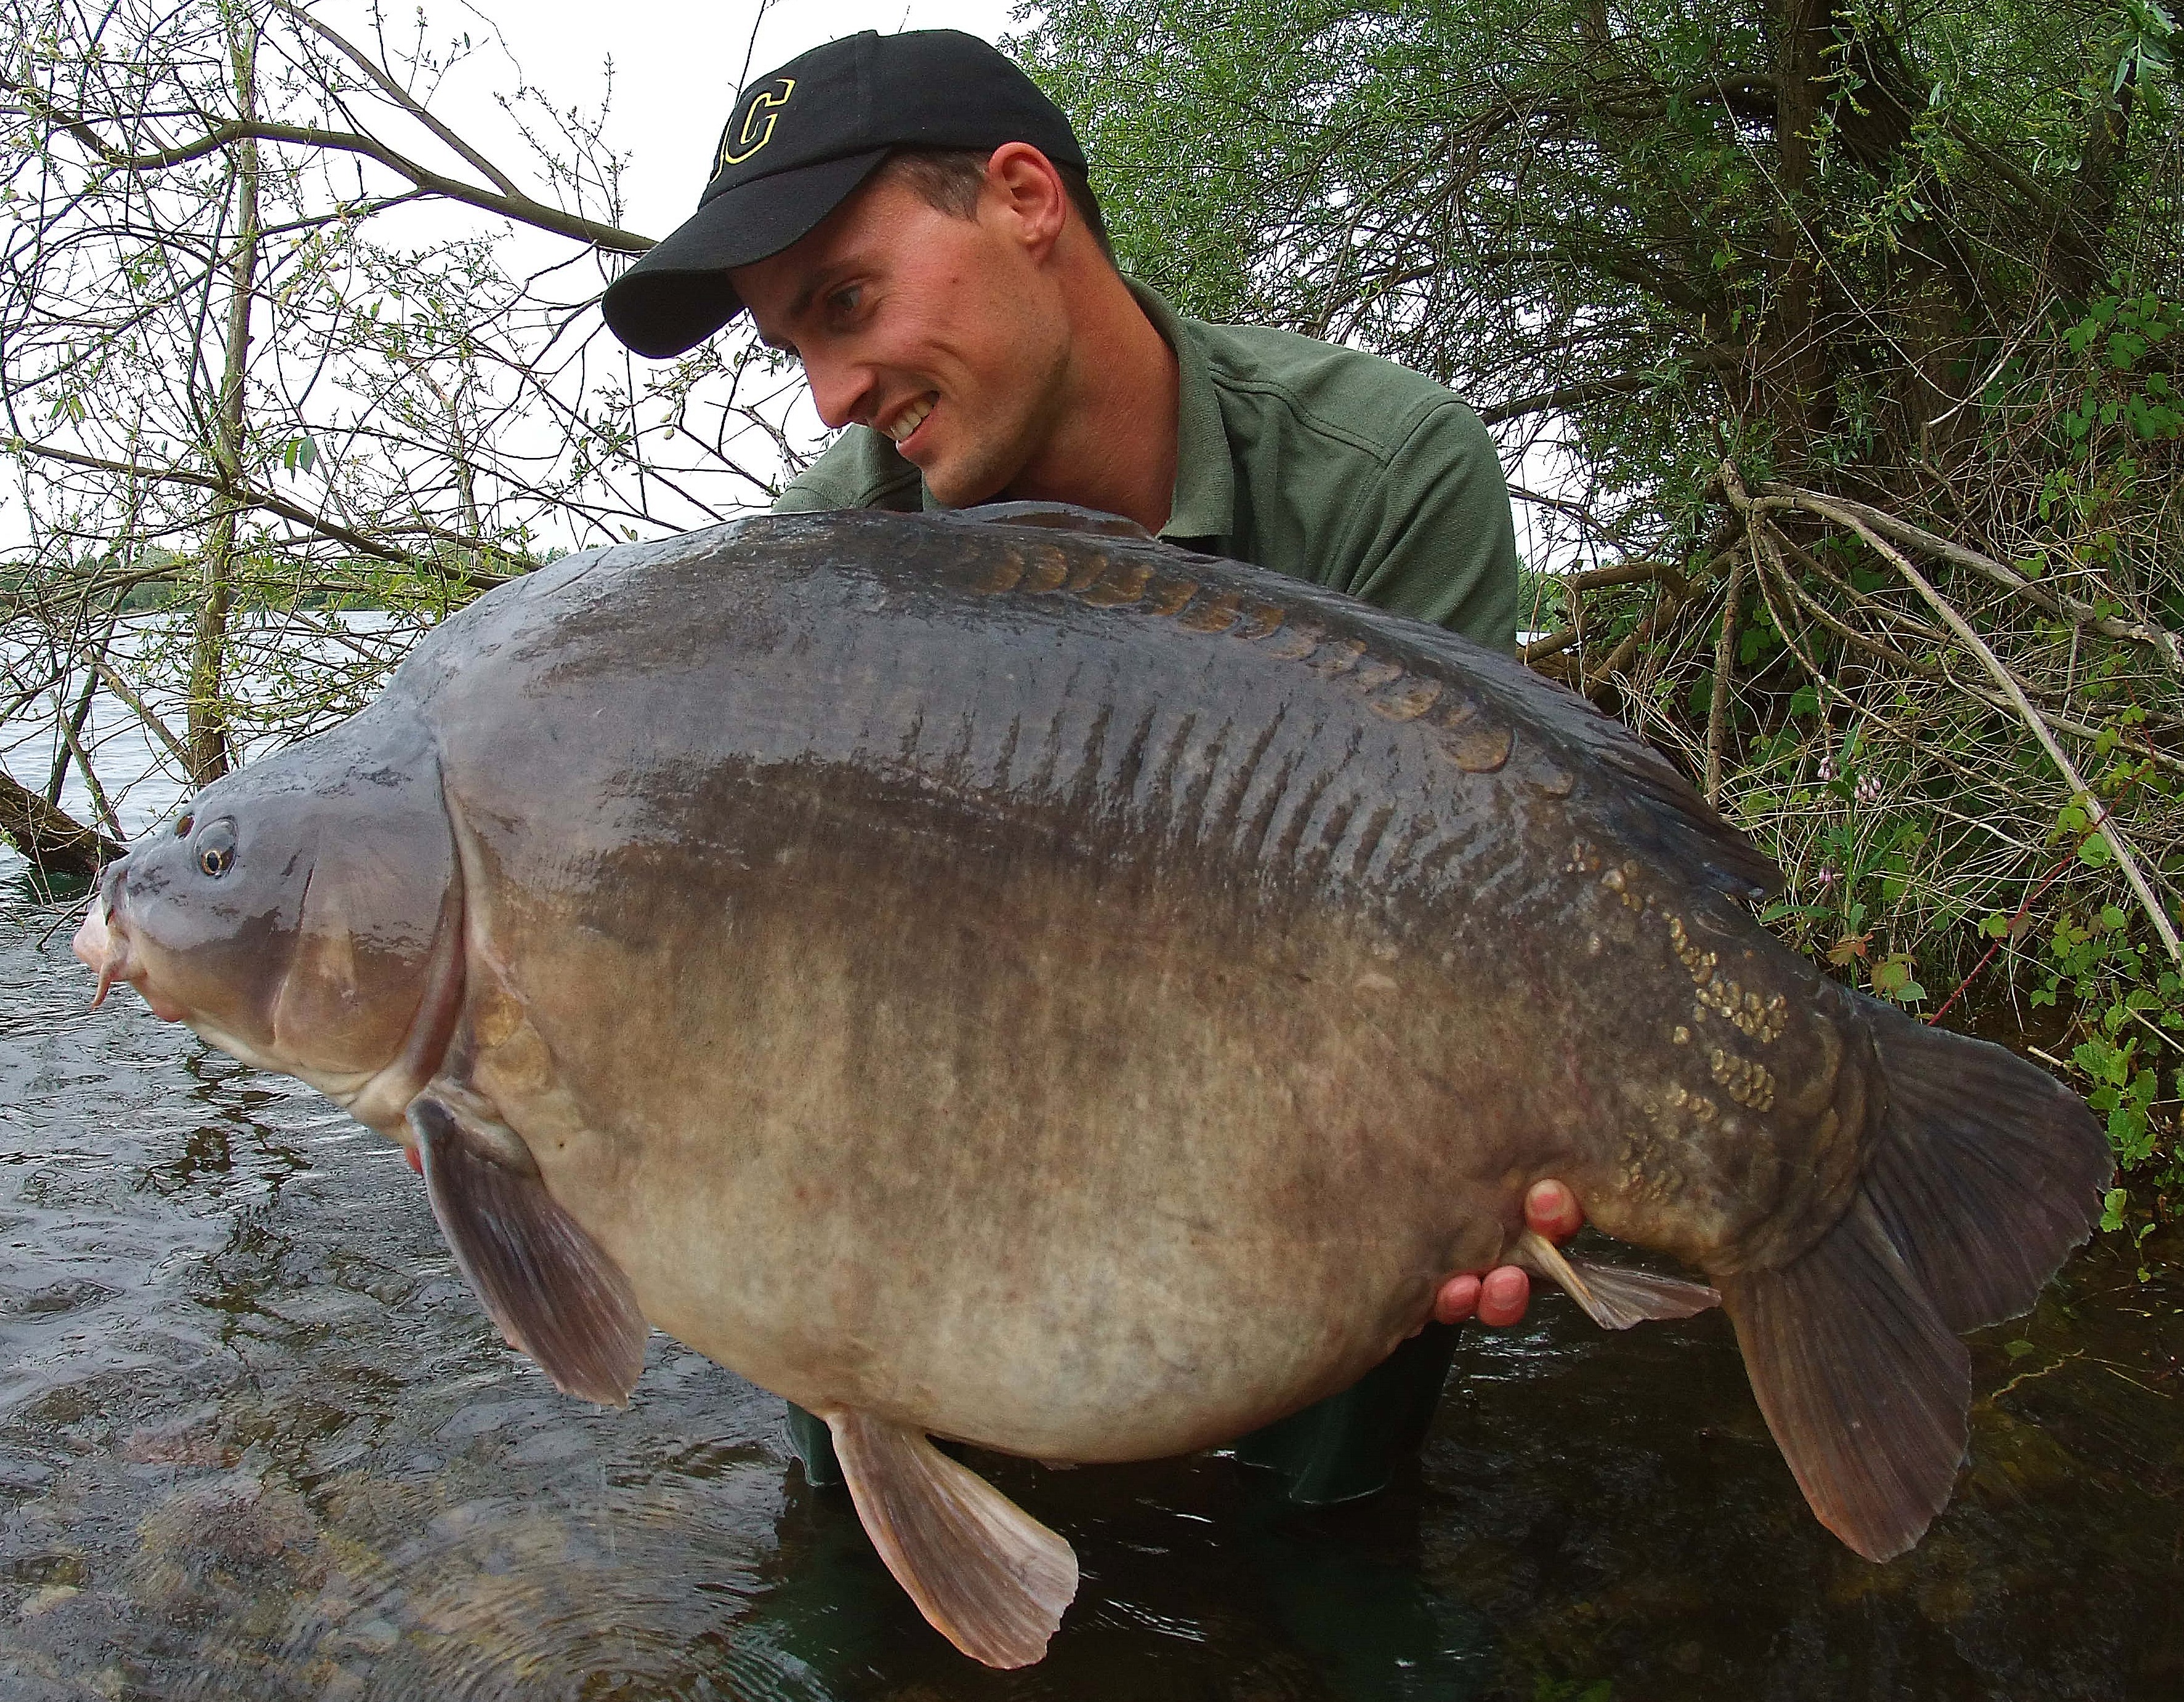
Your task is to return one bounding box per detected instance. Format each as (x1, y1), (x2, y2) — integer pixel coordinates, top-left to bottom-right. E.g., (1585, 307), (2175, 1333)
(602, 28), (1582, 1507)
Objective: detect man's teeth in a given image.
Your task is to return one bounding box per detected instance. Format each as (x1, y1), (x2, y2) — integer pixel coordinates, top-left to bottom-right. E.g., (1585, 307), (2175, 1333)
(884, 395), (935, 444)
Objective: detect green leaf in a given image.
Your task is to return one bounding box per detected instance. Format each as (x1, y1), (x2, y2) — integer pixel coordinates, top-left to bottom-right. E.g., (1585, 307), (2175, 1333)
(2004, 1338), (2037, 1360)
(2100, 1188), (2129, 1233)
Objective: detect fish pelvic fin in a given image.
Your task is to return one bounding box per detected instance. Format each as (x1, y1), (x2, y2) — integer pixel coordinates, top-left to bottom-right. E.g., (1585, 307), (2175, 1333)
(1514, 1230), (1720, 1329)
(824, 1409), (1078, 1669)
(408, 1091), (647, 1408)
(1717, 1005), (2109, 1563)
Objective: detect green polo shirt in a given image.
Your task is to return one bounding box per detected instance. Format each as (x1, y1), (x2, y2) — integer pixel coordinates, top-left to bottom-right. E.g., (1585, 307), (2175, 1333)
(772, 282), (1520, 651)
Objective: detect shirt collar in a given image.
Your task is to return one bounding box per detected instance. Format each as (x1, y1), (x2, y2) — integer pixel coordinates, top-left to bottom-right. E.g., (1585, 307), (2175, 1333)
(915, 277), (1235, 544)
(1125, 278), (1234, 545)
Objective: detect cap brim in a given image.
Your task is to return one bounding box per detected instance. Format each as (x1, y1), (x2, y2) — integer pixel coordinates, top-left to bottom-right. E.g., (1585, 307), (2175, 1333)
(601, 148), (890, 359)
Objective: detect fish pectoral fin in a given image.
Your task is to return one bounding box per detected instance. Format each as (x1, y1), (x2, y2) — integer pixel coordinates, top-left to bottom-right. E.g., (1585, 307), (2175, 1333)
(408, 1093), (647, 1408)
(824, 1408), (1078, 1669)
(1515, 1229), (1722, 1330)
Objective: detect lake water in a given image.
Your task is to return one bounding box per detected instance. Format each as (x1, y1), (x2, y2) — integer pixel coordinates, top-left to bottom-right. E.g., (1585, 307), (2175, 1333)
(2, 644), (2180, 1700)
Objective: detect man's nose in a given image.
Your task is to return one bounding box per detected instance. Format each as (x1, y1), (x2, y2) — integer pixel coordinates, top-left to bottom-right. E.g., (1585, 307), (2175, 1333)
(804, 356), (874, 432)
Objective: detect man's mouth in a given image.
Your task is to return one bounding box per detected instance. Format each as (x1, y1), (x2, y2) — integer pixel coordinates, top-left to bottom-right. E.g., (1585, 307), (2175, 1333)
(880, 392), (937, 447)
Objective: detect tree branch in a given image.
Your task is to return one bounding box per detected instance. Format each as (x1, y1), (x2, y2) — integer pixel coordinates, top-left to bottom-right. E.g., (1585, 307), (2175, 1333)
(1759, 480), (2182, 963)
(270, 0), (522, 198)
(12, 86), (654, 253)
(4, 438), (519, 580)
(1758, 481), (2183, 677)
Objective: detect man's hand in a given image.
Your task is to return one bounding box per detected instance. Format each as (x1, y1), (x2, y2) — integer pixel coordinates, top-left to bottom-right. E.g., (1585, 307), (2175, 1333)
(1428, 1180), (1583, 1329)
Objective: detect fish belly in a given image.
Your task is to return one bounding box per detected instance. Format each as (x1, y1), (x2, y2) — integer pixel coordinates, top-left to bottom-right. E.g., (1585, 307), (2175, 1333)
(464, 827), (1533, 1461)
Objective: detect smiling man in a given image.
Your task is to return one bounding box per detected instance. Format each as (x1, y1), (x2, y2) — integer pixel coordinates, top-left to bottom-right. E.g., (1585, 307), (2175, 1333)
(602, 28), (1575, 1507)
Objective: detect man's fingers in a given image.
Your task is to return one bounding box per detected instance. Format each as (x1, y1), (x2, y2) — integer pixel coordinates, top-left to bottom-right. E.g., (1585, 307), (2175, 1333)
(1524, 1178), (1583, 1243)
(1476, 1264), (1529, 1327)
(1431, 1185), (1579, 1328)
(1432, 1271), (1483, 1325)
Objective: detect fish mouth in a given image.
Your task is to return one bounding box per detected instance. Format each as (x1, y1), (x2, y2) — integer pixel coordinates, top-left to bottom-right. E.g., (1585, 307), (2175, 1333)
(72, 875), (186, 1022)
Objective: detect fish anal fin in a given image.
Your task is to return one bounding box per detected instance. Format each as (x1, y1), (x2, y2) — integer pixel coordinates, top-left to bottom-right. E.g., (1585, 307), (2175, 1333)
(826, 1408), (1078, 1669)
(408, 1091), (647, 1408)
(1515, 1229), (1720, 1330)
(1718, 1197), (1970, 1562)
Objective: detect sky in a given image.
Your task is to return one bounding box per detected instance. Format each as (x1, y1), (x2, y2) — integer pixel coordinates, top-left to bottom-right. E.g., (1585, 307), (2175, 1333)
(392, 0), (1027, 243)
(5, 2), (1571, 569)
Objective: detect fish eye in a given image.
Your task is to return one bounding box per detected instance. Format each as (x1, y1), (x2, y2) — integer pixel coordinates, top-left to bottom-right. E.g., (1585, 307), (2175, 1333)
(195, 819), (236, 878)
(174, 814), (193, 837)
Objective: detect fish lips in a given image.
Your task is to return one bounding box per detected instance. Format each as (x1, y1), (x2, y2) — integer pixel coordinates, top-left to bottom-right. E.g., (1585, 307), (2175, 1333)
(73, 865), (187, 1022)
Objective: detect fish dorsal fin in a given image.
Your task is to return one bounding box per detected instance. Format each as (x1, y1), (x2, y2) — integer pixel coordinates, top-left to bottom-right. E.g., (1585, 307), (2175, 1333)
(960, 500), (1153, 540)
(408, 1090), (647, 1407)
(1515, 1230), (1720, 1329)
(824, 1408), (1078, 1668)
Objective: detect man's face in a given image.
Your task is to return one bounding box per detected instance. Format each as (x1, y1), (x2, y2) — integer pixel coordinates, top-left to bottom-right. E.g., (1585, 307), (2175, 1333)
(731, 167), (1073, 508)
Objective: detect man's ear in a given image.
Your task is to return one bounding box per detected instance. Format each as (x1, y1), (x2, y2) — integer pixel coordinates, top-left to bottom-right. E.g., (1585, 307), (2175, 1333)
(982, 142), (1070, 262)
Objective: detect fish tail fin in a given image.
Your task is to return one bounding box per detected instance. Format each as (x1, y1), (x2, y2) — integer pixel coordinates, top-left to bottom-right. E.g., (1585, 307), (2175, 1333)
(1718, 1009), (2109, 1562)
(1860, 1010), (2113, 1333)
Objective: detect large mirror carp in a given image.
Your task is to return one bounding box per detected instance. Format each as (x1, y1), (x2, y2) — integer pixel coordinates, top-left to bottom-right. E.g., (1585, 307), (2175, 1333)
(73, 506), (2110, 1667)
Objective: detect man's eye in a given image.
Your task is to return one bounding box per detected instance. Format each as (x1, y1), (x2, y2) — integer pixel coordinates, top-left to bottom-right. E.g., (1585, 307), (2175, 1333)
(826, 286), (863, 321)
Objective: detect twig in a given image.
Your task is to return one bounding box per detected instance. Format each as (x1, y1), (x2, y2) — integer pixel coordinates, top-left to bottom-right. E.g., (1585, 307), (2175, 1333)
(1565, 560), (1689, 595)
(1520, 627), (1580, 665)
(1755, 536), (2183, 773)
(270, 1), (523, 198)
(1706, 539), (1749, 806)
(78, 654), (192, 773)
(51, 695), (125, 842)
(1759, 482), (2184, 678)
(1795, 492), (2182, 964)
(1738, 508), (1951, 768)
(2126, 1005), (2184, 1057)
(12, 84), (652, 254)
(1988, 1348), (2087, 1401)
(1585, 584), (1686, 695)
(46, 668), (97, 803)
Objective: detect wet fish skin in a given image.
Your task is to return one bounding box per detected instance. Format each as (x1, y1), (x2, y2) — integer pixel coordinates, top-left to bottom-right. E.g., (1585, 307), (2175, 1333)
(76, 507), (2110, 1664)
(403, 513), (1797, 1451)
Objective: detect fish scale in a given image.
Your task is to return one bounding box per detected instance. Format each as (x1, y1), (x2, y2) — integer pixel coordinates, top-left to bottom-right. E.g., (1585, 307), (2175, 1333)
(75, 504), (2109, 1669)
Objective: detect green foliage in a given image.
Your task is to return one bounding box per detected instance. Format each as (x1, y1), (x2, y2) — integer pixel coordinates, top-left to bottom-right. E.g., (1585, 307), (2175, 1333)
(1025, 1), (2184, 1197)
(1533, 1679), (1613, 1702)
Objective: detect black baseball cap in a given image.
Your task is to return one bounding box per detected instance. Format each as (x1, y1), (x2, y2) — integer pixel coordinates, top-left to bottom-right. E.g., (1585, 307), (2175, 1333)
(601, 30), (1086, 359)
